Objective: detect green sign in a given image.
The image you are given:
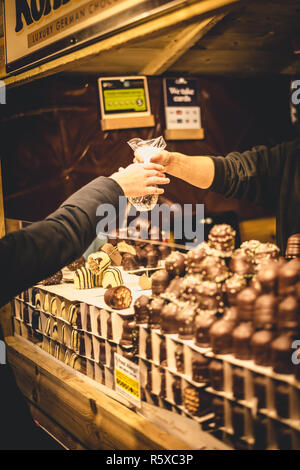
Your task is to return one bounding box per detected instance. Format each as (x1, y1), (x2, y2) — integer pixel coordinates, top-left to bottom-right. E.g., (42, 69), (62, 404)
(101, 78), (148, 115)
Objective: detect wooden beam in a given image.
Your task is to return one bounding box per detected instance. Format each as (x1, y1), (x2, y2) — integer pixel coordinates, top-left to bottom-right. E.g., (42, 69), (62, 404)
(6, 336), (191, 450)
(140, 14), (226, 75)
(1, 0), (240, 88)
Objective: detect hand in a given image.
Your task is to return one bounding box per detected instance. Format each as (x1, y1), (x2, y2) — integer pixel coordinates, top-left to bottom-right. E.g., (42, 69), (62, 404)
(110, 162), (170, 197)
(134, 150), (171, 168)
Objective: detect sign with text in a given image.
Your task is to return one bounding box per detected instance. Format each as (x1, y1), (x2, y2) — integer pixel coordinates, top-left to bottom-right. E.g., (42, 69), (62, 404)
(163, 77), (202, 130)
(4, 0), (186, 73)
(114, 353), (141, 407)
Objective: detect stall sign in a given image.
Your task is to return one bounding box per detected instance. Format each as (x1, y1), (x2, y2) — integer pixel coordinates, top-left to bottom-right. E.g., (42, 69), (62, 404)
(114, 353), (141, 407)
(4, 0), (187, 73)
(163, 77), (202, 130)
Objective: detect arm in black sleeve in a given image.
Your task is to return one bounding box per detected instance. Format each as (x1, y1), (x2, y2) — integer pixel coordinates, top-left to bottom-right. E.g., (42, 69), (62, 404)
(0, 176), (124, 307)
(208, 142), (287, 207)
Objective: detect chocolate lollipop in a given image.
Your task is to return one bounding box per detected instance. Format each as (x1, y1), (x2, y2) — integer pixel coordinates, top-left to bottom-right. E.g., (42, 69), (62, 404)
(104, 286), (132, 310)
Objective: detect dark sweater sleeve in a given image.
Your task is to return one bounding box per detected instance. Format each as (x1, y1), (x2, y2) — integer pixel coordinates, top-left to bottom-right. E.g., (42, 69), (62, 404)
(0, 176), (124, 307)
(208, 143), (286, 208)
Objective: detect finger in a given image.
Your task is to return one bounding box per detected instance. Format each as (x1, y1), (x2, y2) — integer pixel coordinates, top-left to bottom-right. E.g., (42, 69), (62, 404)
(146, 186), (165, 195)
(144, 169), (166, 178)
(146, 176), (170, 186)
(143, 163), (165, 171)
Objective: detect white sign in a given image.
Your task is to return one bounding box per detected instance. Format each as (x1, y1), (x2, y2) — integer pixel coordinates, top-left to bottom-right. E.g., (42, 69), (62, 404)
(114, 353), (141, 407)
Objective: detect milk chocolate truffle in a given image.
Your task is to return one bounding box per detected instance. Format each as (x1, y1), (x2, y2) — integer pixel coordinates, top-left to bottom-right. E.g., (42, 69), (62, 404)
(236, 287), (257, 322)
(175, 344), (184, 372)
(172, 377), (182, 405)
(223, 274), (247, 306)
(133, 295), (150, 324)
(208, 224), (236, 255)
(67, 257), (85, 271)
(233, 367), (245, 399)
(271, 334), (295, 374)
(251, 330), (273, 366)
(277, 295), (299, 331)
(209, 319), (234, 354)
(209, 360), (224, 391)
(41, 270), (62, 285)
(157, 244), (172, 260)
(278, 261), (300, 296)
(275, 383), (290, 418)
(285, 233), (300, 259)
(229, 249), (254, 277)
(232, 322), (253, 360)
(148, 297), (165, 329)
(186, 246), (208, 274)
(165, 251), (186, 277)
(240, 240), (261, 257)
(176, 304), (196, 339)
(104, 286), (132, 310)
(254, 242), (280, 264)
(162, 277), (184, 301)
(194, 313), (216, 347)
(254, 293), (277, 330)
(199, 256), (229, 283)
(121, 253), (139, 271)
(151, 270), (169, 296)
(192, 353), (210, 383)
(146, 249), (159, 268)
(160, 303), (179, 334)
(257, 261), (279, 293)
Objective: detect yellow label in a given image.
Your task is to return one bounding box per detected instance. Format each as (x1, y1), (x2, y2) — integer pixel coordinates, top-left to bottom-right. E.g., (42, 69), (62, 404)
(115, 368), (140, 399)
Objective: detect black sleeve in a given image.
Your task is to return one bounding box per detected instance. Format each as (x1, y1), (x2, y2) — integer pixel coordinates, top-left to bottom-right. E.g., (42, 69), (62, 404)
(0, 176), (124, 307)
(208, 142), (287, 208)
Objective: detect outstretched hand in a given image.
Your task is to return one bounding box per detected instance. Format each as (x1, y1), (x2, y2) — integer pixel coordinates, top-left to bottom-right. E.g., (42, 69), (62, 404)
(134, 150), (171, 168)
(110, 162), (170, 197)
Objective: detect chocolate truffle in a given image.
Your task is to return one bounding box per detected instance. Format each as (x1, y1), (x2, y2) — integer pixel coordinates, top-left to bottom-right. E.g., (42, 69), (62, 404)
(162, 277), (184, 301)
(275, 383), (290, 419)
(172, 377), (182, 405)
(146, 249), (159, 268)
(209, 360), (224, 391)
(41, 270), (62, 286)
(186, 247), (207, 274)
(254, 293), (277, 330)
(121, 253), (139, 271)
(236, 287), (257, 322)
(232, 367), (245, 399)
(222, 306), (239, 324)
(229, 249), (254, 277)
(165, 251), (186, 277)
(176, 304), (196, 339)
(196, 280), (223, 313)
(249, 277), (263, 295)
(277, 295), (299, 331)
(160, 303), (179, 334)
(148, 297), (165, 329)
(194, 313), (216, 347)
(104, 286), (132, 310)
(278, 261), (300, 296)
(254, 242), (280, 265)
(135, 246), (148, 267)
(157, 244), (172, 260)
(257, 261), (279, 293)
(271, 334), (295, 374)
(151, 269), (169, 296)
(251, 330), (273, 366)
(240, 240), (261, 257)
(209, 319), (234, 354)
(223, 274), (247, 306)
(208, 224), (236, 255)
(199, 256), (229, 283)
(67, 257), (85, 271)
(232, 322), (253, 360)
(192, 353), (210, 383)
(134, 295), (150, 324)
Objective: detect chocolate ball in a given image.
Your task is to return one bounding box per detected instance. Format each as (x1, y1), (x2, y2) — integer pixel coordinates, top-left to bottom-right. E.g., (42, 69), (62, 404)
(133, 295), (150, 324)
(229, 249), (254, 277)
(165, 251), (186, 277)
(277, 295), (299, 331)
(208, 224), (236, 255)
(236, 287), (257, 322)
(162, 277), (184, 301)
(160, 303), (179, 334)
(186, 247), (207, 274)
(121, 253), (139, 271)
(254, 293), (277, 330)
(151, 269), (169, 296)
(199, 256), (229, 283)
(232, 322), (253, 360)
(223, 274), (247, 306)
(176, 304), (196, 339)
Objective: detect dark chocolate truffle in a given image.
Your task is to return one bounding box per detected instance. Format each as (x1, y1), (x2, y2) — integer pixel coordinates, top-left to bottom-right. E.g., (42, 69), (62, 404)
(194, 313), (216, 347)
(208, 224), (236, 255)
(133, 295), (150, 324)
(162, 277), (184, 301)
(160, 303), (179, 334)
(209, 319), (234, 354)
(121, 253), (139, 271)
(104, 286), (132, 310)
(151, 269), (169, 296)
(251, 330), (273, 366)
(199, 256), (229, 283)
(236, 287), (257, 322)
(254, 293), (277, 330)
(271, 334), (295, 374)
(165, 251), (186, 277)
(232, 322), (253, 360)
(186, 246), (208, 274)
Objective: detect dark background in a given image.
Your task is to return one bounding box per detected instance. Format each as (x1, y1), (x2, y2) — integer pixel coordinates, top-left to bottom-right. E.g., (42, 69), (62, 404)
(0, 74), (296, 222)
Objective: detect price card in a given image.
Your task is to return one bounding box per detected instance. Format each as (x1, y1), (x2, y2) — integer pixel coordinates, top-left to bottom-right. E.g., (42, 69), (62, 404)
(114, 353), (141, 407)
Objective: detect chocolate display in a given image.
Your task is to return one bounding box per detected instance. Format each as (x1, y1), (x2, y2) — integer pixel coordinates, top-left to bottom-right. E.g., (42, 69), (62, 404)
(104, 286), (132, 310)
(67, 257), (85, 271)
(151, 270), (169, 296)
(251, 330), (273, 366)
(102, 267), (124, 289)
(165, 252), (186, 277)
(41, 270), (62, 286)
(133, 295), (150, 324)
(232, 322), (253, 360)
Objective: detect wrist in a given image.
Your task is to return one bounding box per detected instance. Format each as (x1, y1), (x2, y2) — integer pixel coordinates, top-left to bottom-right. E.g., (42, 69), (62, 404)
(109, 173), (126, 195)
(165, 152), (181, 176)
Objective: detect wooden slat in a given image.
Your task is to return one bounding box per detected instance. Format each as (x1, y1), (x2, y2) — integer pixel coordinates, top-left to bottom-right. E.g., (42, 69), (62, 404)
(6, 336), (191, 450)
(140, 14), (226, 75)
(1, 0), (239, 87)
